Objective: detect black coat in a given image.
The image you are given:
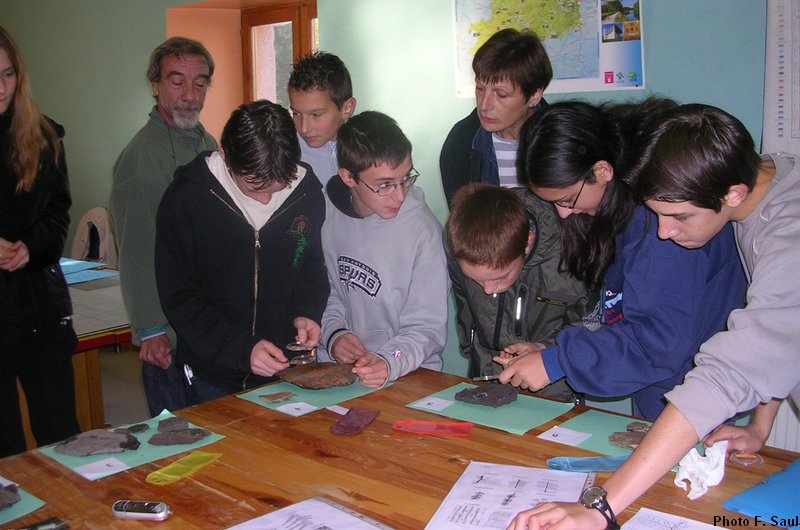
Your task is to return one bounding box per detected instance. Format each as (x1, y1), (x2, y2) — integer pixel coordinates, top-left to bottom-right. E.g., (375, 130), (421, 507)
(0, 114), (72, 332)
(155, 154), (329, 392)
(439, 100), (548, 208)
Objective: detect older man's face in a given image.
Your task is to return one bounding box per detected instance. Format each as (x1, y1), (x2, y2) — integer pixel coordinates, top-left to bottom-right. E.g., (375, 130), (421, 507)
(151, 53), (210, 130)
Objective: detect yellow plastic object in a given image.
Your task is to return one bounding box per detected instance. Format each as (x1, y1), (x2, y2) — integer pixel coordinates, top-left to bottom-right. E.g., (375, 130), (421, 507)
(146, 451), (222, 485)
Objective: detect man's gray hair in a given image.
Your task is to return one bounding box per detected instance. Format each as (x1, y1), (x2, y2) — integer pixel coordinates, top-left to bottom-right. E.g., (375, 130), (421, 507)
(147, 36), (215, 83)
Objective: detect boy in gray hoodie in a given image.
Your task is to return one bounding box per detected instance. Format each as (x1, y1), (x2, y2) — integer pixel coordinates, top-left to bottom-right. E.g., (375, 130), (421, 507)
(317, 111), (448, 388)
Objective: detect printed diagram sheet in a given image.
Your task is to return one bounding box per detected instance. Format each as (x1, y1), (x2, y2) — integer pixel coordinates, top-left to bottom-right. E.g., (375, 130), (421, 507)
(425, 461), (590, 530)
(226, 497), (394, 529)
(622, 507), (718, 530)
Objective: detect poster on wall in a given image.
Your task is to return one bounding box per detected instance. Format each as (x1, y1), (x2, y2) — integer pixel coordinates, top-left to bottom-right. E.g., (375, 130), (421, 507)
(762, 0), (800, 153)
(452, 0), (645, 97)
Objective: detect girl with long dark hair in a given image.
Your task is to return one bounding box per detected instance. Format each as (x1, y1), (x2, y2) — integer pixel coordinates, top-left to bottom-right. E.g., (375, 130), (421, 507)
(495, 100), (746, 421)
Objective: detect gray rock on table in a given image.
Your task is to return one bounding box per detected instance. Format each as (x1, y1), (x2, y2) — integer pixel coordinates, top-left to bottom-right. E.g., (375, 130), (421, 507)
(454, 384), (519, 407)
(158, 417), (189, 432)
(0, 484), (21, 511)
(54, 429), (141, 456)
(113, 422), (149, 435)
(148, 428), (211, 446)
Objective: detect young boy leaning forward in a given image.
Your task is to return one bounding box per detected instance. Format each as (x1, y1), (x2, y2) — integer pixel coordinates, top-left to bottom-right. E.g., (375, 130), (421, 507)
(446, 183), (593, 401)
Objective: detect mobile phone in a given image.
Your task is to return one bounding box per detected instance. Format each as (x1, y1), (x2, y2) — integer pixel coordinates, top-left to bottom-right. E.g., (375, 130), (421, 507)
(111, 500), (172, 521)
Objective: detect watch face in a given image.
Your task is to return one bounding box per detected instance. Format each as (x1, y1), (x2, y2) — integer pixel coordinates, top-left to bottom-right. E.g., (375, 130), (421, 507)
(581, 486), (606, 507)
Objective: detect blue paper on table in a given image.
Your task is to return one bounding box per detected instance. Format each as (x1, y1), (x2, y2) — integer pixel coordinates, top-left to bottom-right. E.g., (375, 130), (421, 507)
(558, 409), (651, 456)
(407, 382), (573, 435)
(60, 257), (117, 284)
(238, 380), (381, 416)
(723, 459), (800, 528)
(39, 410), (224, 480)
(60, 257), (104, 275)
(547, 455), (630, 472)
(64, 268), (118, 285)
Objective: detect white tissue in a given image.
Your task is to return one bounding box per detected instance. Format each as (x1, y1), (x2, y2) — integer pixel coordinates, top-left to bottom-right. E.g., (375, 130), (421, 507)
(674, 440), (728, 500)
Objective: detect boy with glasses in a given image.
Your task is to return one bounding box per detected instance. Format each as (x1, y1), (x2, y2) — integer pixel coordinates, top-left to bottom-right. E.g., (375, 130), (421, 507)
(317, 111), (449, 388)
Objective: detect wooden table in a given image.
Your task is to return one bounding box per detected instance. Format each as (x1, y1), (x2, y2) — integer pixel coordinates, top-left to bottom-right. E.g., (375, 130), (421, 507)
(1, 369), (795, 529)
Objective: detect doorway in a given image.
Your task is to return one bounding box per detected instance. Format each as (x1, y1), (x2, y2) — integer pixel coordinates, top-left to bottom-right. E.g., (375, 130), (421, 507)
(166, 0), (318, 139)
(242, 1), (318, 107)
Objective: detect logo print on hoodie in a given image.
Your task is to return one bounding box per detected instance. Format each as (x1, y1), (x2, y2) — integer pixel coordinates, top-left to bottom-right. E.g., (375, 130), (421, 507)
(604, 288), (624, 325)
(289, 215), (311, 267)
(338, 256), (381, 297)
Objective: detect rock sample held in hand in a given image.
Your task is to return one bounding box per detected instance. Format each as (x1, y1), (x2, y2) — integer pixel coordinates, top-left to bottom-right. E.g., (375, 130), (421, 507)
(277, 362), (358, 389)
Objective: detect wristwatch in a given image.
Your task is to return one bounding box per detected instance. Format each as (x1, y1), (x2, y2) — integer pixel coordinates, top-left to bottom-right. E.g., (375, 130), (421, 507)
(580, 486), (620, 530)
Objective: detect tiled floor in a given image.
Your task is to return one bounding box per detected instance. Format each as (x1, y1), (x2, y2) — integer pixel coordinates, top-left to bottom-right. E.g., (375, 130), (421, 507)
(99, 344), (150, 427)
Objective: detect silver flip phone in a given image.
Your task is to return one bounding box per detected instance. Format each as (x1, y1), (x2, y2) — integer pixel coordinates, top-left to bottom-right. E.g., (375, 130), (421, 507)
(111, 500), (172, 521)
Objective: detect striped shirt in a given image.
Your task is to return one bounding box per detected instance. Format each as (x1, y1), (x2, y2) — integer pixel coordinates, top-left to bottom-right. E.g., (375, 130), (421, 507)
(492, 133), (520, 188)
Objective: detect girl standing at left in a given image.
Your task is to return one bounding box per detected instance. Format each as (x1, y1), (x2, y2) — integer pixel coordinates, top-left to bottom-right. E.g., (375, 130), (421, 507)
(0, 26), (80, 457)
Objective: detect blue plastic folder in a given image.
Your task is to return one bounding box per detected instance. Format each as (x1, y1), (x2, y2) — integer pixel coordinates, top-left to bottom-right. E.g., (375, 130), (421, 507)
(723, 459), (800, 528)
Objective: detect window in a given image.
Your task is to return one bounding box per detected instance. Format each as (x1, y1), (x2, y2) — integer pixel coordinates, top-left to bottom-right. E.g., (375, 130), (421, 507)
(242, 1), (318, 106)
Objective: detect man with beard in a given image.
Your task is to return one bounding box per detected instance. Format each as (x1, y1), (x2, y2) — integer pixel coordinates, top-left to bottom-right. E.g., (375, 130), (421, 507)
(109, 37), (216, 416)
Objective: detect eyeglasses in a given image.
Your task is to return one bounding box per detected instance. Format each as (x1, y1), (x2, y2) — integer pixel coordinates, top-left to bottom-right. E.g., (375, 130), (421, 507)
(359, 168), (420, 196)
(553, 174), (589, 209)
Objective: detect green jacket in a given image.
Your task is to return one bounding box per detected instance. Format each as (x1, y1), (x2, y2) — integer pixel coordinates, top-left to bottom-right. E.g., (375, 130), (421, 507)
(109, 107), (217, 345)
(448, 189), (596, 390)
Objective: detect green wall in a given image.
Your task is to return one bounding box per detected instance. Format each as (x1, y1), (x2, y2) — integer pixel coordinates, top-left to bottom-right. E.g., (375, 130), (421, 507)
(1, 0), (186, 248)
(2, 0), (767, 377)
(317, 0), (767, 376)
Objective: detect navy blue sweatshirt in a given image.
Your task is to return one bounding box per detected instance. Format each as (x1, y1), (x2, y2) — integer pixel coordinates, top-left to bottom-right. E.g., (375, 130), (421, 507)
(541, 206), (747, 420)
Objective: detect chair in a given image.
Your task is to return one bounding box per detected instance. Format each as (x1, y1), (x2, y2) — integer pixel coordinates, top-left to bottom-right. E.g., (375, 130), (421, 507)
(70, 207), (118, 269)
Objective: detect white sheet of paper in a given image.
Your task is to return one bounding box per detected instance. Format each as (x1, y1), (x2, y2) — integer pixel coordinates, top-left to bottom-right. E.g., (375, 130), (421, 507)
(0, 475), (17, 488)
(622, 507), (719, 530)
(74, 457), (130, 480)
(277, 401), (317, 417)
(327, 405), (349, 415)
(413, 396), (453, 411)
(537, 425), (593, 446)
(226, 497), (390, 529)
(425, 461), (590, 530)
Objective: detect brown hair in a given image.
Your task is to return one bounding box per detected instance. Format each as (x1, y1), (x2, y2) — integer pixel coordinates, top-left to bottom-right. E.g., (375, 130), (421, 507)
(0, 25), (61, 193)
(446, 183), (530, 268)
(472, 28), (552, 99)
(336, 111), (411, 178)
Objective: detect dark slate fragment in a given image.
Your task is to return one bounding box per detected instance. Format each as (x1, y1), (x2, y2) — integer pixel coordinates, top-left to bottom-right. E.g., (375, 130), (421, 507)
(331, 406), (380, 435)
(0, 484), (21, 511)
(454, 384), (519, 407)
(113, 422), (150, 435)
(609, 430), (646, 449)
(158, 417), (189, 432)
(148, 428), (211, 446)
